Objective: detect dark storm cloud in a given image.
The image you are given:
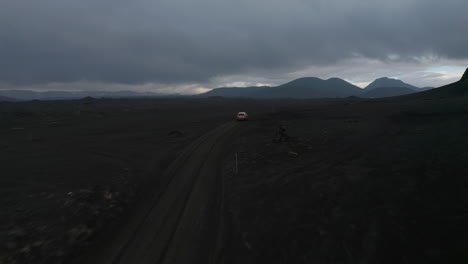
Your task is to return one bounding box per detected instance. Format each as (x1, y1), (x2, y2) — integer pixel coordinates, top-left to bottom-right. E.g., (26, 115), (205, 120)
(1, 0), (467, 87)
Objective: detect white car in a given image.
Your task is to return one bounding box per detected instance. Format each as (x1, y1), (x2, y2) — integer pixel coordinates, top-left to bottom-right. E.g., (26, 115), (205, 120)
(236, 112), (249, 121)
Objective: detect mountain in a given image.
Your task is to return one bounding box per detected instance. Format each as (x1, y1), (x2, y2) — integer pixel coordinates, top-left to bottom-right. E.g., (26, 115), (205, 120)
(0, 90), (166, 101)
(365, 77), (418, 91)
(362, 86), (416, 98)
(199, 86), (270, 98)
(462, 68), (468, 81)
(264, 77), (363, 98)
(200, 77), (363, 99)
(414, 68), (468, 97)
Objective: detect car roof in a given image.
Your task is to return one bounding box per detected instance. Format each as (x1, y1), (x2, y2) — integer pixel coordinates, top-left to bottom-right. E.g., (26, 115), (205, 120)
(237, 112), (247, 114)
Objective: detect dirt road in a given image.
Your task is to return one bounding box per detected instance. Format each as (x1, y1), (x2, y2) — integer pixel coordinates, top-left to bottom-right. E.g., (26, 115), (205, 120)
(87, 121), (238, 264)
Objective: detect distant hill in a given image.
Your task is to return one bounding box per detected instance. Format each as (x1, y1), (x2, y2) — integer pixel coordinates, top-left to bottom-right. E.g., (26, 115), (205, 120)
(365, 77), (418, 91)
(0, 90), (167, 101)
(201, 76), (440, 99)
(418, 87), (435, 92)
(0, 96), (17, 102)
(362, 86), (416, 98)
(200, 86), (270, 98)
(265, 77), (363, 98)
(413, 68), (468, 97)
(200, 77), (363, 99)
(361, 77), (438, 97)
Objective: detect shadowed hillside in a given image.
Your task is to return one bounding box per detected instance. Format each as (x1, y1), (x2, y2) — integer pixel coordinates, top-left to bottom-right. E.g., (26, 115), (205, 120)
(0, 96), (17, 102)
(365, 77), (418, 91)
(201, 76), (439, 99)
(265, 77), (363, 98)
(408, 68), (468, 98)
(197, 86), (269, 98)
(362, 86), (416, 98)
(201, 77), (363, 98)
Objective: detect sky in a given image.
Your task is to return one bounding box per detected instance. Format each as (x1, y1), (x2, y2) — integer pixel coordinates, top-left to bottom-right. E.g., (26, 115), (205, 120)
(1, 0), (467, 94)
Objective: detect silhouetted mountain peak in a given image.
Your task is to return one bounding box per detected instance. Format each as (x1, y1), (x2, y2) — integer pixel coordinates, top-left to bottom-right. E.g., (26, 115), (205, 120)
(461, 68), (468, 81)
(280, 77), (355, 88)
(327, 77), (348, 83)
(408, 69), (468, 98)
(376, 77), (391, 81)
(201, 77), (362, 98)
(366, 77), (418, 91)
(280, 77), (323, 87)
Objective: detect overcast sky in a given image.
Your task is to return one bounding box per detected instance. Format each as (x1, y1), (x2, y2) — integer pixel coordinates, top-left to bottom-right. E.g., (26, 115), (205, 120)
(1, 0), (467, 93)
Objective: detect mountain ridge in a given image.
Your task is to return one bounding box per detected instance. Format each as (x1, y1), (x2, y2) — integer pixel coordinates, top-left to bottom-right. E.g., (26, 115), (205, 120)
(362, 86), (416, 98)
(461, 68), (468, 81)
(0, 96), (17, 102)
(365, 77), (419, 91)
(0, 90), (168, 101)
(201, 76), (427, 99)
(2, 72), (463, 101)
(405, 68), (468, 98)
(201, 77), (363, 99)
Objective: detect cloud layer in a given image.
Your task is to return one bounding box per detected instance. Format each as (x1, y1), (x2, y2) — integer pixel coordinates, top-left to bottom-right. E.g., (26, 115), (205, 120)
(1, 0), (467, 92)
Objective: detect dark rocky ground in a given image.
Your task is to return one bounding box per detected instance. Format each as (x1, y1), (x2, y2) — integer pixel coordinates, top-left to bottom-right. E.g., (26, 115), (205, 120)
(1, 95), (468, 263)
(0, 98), (274, 264)
(223, 96), (468, 263)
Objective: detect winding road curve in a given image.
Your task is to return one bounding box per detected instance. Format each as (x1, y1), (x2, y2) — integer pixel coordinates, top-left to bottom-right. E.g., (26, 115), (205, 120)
(88, 121), (237, 264)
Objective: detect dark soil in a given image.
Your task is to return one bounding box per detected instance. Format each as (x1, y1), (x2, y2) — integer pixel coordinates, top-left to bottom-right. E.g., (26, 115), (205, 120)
(223, 96), (468, 264)
(0, 98), (275, 264)
(2, 96), (468, 263)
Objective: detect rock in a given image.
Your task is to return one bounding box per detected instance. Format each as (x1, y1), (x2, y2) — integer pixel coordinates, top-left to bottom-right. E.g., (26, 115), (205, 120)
(68, 225), (93, 244)
(288, 151), (299, 157)
(103, 191), (113, 200)
(19, 245), (31, 254)
(32, 241), (45, 247)
(168, 130), (184, 137)
(8, 227), (27, 238)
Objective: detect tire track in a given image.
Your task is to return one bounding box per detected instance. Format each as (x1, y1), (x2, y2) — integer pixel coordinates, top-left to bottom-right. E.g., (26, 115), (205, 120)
(90, 121), (237, 264)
